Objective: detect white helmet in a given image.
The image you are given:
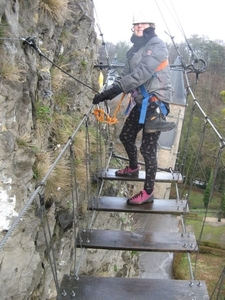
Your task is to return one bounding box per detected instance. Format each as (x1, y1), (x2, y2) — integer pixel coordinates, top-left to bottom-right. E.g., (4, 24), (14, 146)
(132, 12), (155, 27)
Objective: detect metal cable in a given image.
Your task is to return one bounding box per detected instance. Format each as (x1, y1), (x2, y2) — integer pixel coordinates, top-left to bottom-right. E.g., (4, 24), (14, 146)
(93, 1), (110, 67)
(39, 194), (60, 294)
(68, 140), (78, 275)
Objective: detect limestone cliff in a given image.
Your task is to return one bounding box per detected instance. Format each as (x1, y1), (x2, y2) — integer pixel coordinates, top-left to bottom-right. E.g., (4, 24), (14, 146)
(0, 1), (104, 299)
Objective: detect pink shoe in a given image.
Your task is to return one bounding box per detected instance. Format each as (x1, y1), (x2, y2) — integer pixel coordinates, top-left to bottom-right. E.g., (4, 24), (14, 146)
(115, 165), (140, 177)
(127, 190), (154, 205)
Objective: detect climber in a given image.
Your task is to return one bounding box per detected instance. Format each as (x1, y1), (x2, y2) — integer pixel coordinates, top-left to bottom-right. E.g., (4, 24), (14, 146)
(92, 12), (175, 205)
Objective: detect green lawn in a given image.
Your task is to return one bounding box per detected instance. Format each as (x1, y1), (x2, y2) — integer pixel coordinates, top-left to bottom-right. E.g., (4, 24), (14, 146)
(171, 185), (222, 212)
(185, 219), (225, 246)
(188, 187), (222, 210)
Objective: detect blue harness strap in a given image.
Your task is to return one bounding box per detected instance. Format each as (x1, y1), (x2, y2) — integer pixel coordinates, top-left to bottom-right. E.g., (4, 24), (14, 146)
(139, 85), (168, 124)
(139, 85), (152, 124)
(158, 101), (168, 116)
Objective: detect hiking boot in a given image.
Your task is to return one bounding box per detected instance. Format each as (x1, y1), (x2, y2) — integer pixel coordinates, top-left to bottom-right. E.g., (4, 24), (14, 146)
(127, 190), (154, 205)
(144, 103), (175, 133)
(115, 165), (140, 177)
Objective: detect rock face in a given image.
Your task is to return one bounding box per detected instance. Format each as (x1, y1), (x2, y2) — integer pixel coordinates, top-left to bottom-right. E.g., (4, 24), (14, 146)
(0, 1), (110, 299)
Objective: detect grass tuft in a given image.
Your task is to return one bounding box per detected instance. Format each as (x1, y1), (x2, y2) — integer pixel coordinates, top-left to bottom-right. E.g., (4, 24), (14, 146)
(16, 134), (38, 152)
(38, 0), (70, 23)
(0, 60), (25, 83)
(34, 151), (71, 200)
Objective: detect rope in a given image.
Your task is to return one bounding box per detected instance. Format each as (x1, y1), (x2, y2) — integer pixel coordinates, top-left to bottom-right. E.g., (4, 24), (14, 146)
(93, 93), (126, 124)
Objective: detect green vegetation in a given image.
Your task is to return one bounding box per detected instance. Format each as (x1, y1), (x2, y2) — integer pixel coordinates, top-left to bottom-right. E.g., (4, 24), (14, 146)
(221, 191), (225, 218)
(131, 250), (139, 257)
(203, 170), (214, 208)
(172, 185), (222, 211)
(169, 37), (225, 196)
(186, 219), (225, 246)
(173, 184), (225, 297)
(80, 60), (87, 68)
(173, 252), (225, 297)
(35, 102), (52, 122)
(114, 265), (118, 272)
(54, 92), (69, 112)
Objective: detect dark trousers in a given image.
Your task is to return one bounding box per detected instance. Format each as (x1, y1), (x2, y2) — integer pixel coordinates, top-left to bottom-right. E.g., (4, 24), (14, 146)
(119, 105), (160, 194)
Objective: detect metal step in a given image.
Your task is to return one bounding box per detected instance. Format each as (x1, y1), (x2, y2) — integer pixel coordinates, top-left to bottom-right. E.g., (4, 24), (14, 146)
(57, 275), (209, 300)
(99, 168), (183, 183)
(88, 196), (188, 214)
(77, 229), (197, 252)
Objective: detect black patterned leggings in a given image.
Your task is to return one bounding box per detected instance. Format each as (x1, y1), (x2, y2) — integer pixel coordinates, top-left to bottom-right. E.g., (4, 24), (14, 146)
(119, 104), (160, 194)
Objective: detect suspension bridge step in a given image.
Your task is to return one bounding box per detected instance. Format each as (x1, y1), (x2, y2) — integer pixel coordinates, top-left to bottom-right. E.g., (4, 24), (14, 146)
(99, 168), (183, 183)
(77, 229), (197, 252)
(88, 197), (189, 214)
(57, 275), (209, 300)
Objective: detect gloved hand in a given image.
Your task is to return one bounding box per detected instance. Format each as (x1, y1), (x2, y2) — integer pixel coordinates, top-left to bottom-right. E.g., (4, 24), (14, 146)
(92, 85), (123, 105)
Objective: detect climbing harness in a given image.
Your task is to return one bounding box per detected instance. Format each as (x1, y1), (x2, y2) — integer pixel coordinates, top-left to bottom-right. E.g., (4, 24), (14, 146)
(93, 59), (169, 125)
(139, 59), (169, 124)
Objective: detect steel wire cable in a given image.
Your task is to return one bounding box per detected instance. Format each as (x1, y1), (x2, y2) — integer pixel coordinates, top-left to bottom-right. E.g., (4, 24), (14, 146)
(38, 194), (60, 294)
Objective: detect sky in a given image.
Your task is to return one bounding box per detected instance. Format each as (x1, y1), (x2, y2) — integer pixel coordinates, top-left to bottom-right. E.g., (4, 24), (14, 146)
(93, 0), (224, 45)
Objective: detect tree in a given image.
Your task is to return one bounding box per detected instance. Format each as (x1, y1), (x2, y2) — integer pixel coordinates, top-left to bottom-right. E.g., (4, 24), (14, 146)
(203, 170), (213, 208)
(115, 41), (130, 63)
(220, 191), (225, 218)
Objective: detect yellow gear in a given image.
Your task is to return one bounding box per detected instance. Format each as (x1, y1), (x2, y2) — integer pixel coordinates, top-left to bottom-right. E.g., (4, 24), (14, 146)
(98, 71), (104, 92)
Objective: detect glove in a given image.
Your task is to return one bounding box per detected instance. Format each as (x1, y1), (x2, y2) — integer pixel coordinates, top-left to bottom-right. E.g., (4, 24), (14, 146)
(92, 85), (122, 105)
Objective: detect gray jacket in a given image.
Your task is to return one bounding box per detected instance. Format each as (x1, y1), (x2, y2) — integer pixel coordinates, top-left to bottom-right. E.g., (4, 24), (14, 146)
(118, 36), (172, 105)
